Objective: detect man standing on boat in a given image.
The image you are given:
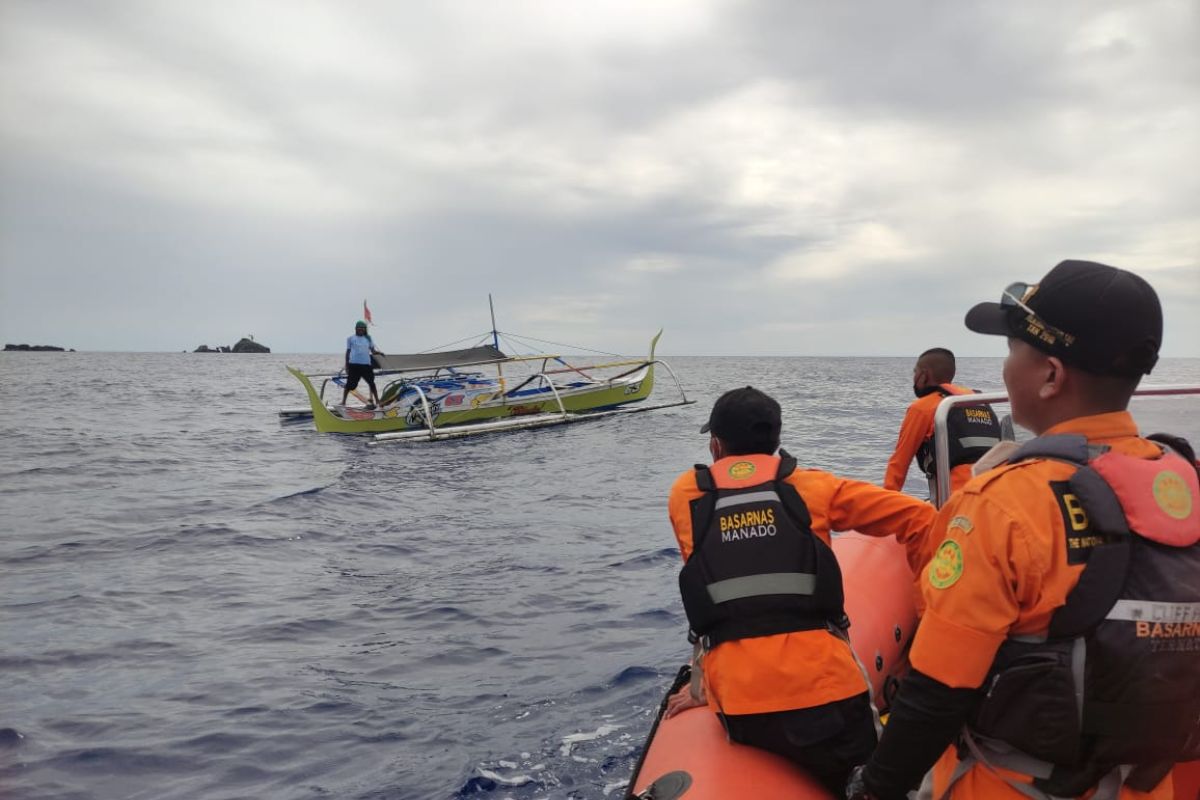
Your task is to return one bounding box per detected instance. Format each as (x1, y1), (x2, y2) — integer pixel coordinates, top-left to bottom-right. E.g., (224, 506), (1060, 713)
(847, 260), (1200, 800)
(883, 347), (1002, 498)
(663, 386), (936, 795)
(342, 320), (384, 409)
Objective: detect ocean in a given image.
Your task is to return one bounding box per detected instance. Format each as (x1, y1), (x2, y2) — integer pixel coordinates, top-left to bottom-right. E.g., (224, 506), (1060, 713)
(2, 352), (1198, 800)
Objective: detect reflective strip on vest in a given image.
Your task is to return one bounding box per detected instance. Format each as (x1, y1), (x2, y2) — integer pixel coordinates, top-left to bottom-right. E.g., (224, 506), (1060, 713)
(1106, 599), (1200, 623)
(959, 436), (1001, 449)
(706, 572), (816, 604)
(713, 490), (780, 510)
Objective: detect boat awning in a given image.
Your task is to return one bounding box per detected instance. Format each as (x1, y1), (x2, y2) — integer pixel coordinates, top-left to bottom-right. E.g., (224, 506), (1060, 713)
(374, 345), (508, 372)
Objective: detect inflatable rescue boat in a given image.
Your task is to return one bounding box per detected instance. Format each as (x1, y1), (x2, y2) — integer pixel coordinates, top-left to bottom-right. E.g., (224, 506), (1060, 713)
(627, 532), (916, 800)
(625, 532), (1200, 799)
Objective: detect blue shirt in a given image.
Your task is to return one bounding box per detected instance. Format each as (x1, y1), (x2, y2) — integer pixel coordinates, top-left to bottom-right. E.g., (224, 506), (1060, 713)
(346, 335), (374, 365)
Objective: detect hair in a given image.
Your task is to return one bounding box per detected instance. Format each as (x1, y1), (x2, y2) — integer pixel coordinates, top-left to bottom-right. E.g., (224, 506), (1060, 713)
(917, 347), (956, 382)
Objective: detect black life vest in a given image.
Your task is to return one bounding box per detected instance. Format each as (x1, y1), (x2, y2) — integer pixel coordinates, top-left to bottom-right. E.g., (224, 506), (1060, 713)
(966, 434), (1200, 796)
(915, 385), (1002, 478)
(677, 451), (847, 649)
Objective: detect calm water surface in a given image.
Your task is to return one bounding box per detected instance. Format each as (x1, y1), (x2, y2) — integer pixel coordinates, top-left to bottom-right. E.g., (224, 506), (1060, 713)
(2, 352), (1198, 799)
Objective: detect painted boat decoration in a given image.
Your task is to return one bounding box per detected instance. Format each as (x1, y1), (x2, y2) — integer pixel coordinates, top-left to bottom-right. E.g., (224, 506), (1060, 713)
(285, 329), (693, 440)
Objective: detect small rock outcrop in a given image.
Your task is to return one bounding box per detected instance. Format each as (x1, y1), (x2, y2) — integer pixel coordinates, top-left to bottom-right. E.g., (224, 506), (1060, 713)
(231, 337), (270, 353)
(194, 337), (270, 353)
(4, 344), (73, 352)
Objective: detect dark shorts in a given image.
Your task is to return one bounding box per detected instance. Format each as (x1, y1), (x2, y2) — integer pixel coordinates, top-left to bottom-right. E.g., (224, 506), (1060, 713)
(345, 362), (376, 391)
(721, 691), (877, 795)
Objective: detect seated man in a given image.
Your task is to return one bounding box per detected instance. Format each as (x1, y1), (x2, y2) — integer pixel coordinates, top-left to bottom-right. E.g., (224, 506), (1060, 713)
(664, 386), (936, 794)
(884, 348), (1001, 499)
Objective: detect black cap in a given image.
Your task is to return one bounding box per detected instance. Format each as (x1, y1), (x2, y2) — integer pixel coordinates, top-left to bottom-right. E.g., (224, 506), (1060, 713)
(700, 386), (782, 453)
(964, 260), (1162, 376)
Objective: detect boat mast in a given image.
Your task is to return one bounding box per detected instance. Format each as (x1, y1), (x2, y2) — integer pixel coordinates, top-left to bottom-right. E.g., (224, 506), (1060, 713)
(488, 293), (499, 350)
(489, 293), (506, 399)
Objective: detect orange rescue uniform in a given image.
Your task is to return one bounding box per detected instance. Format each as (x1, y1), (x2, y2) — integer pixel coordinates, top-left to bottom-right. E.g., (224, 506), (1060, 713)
(668, 454), (936, 716)
(910, 411), (1174, 799)
(884, 383), (977, 495)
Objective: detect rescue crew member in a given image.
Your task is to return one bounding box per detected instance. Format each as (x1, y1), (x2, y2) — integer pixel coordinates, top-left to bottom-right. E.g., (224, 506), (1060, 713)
(848, 260), (1200, 800)
(883, 347), (1001, 498)
(342, 320), (384, 408)
(664, 386), (936, 794)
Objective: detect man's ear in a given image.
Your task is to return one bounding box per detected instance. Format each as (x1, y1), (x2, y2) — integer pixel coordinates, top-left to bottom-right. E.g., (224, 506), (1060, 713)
(1038, 356), (1067, 400)
(709, 436), (724, 462)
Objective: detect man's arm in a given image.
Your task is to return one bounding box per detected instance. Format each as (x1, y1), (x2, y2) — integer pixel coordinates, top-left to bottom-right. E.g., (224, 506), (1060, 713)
(345, 348), (351, 370)
(883, 400), (934, 491)
(857, 670), (981, 798)
(824, 477), (937, 573)
(858, 491), (1022, 798)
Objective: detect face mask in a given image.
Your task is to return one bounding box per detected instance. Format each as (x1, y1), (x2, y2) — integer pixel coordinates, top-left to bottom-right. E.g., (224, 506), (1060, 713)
(914, 384), (939, 398)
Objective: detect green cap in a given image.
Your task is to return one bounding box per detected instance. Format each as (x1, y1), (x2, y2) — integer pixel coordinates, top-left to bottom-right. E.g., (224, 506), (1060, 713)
(356, 320), (367, 328)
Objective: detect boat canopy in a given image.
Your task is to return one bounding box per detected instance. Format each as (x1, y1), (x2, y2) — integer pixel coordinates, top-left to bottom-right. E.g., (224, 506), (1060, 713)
(374, 345), (508, 372)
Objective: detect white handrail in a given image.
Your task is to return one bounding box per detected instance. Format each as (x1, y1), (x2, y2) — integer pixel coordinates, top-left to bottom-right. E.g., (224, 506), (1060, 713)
(402, 382), (440, 442)
(931, 384), (1200, 508)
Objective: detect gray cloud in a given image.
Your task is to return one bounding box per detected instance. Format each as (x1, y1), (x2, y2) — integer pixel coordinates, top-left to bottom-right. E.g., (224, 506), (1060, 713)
(2, 0), (1197, 357)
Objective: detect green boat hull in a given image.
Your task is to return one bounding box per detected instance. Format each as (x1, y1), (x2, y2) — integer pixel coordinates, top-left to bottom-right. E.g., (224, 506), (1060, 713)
(286, 363), (656, 435)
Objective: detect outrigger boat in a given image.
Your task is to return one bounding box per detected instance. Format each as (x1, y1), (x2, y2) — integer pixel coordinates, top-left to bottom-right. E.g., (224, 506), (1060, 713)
(283, 328), (693, 442)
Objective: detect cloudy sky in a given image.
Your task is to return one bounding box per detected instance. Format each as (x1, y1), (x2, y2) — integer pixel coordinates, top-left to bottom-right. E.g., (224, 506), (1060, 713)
(1, 0), (1197, 356)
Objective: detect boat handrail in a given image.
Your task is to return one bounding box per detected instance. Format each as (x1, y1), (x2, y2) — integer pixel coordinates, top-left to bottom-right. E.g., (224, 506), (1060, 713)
(932, 384), (1200, 508)
(402, 382), (439, 442)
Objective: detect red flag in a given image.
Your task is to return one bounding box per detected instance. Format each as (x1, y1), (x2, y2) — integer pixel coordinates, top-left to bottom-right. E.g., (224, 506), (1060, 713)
(363, 300), (373, 326)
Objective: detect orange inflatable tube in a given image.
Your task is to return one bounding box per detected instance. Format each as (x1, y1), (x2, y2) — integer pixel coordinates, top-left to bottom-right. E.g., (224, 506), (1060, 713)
(627, 532), (917, 799)
(1175, 760), (1200, 799)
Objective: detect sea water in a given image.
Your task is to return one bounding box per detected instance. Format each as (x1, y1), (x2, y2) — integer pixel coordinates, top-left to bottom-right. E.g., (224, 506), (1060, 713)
(2, 352), (1198, 800)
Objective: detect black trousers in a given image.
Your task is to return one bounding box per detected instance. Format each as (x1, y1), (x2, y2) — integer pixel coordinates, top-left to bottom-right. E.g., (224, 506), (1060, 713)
(344, 363), (377, 391)
(721, 691), (878, 795)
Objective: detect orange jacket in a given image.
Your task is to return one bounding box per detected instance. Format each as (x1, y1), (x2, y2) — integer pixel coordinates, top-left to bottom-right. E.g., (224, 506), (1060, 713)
(668, 453), (936, 716)
(911, 411), (1174, 800)
(884, 383), (977, 494)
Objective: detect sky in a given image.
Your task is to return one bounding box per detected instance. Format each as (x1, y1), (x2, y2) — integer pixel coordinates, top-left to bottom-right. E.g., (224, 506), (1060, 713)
(1, 0), (1197, 357)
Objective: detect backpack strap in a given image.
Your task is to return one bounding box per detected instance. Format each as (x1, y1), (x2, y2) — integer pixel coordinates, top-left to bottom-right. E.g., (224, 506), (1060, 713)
(1005, 436), (1130, 638)
(1008, 433), (1106, 465)
(688, 464), (718, 551)
(774, 449), (813, 532)
(776, 448), (797, 480)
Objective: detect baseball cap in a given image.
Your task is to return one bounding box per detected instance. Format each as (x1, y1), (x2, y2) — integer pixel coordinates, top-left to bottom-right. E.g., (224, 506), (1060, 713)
(964, 260), (1161, 376)
(700, 386), (782, 453)
(356, 320), (368, 328)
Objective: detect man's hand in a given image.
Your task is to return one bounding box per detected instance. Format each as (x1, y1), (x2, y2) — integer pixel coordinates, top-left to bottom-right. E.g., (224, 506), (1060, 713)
(663, 685), (706, 719)
(844, 765), (877, 800)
